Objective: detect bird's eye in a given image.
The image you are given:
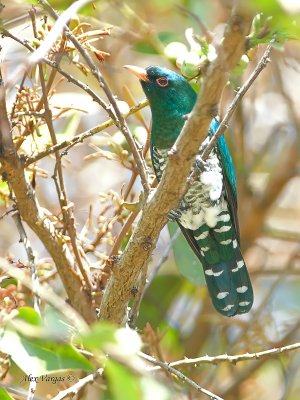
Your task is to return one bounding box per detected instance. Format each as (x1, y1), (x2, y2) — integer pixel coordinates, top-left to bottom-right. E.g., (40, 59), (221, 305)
(156, 77), (169, 87)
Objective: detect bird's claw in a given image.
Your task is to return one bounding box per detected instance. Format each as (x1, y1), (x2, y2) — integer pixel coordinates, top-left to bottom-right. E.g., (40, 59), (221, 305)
(195, 156), (206, 172)
(168, 209), (182, 222)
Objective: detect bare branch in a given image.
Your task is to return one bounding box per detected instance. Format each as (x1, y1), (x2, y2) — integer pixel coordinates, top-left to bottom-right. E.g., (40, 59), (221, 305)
(30, 0), (93, 64)
(24, 99), (148, 166)
(200, 41), (273, 161)
(0, 68), (95, 324)
(12, 211), (41, 315)
(143, 342), (300, 371)
(52, 368), (104, 400)
(140, 352), (224, 400)
(39, 0), (151, 196)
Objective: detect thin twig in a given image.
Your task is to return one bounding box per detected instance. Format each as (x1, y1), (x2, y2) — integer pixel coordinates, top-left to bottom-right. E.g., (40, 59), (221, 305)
(1, 26), (150, 175)
(0, 29), (115, 123)
(200, 41), (273, 162)
(143, 342), (300, 371)
(109, 210), (139, 256)
(32, 6), (92, 292)
(52, 368), (104, 400)
(139, 352), (224, 400)
(219, 321), (300, 397)
(12, 211), (41, 315)
(39, 0), (151, 197)
(24, 99), (148, 166)
(0, 207), (15, 220)
(30, 0), (93, 64)
(13, 209), (40, 400)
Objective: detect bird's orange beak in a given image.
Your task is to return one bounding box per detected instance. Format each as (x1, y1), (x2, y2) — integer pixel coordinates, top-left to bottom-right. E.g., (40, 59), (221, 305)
(123, 65), (149, 82)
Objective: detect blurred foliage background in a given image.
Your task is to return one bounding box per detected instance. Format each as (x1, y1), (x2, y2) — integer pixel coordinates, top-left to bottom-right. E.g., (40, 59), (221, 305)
(0, 0), (300, 399)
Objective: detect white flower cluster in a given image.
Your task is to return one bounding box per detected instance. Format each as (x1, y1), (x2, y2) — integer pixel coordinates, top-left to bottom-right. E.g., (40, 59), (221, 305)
(164, 28), (217, 78)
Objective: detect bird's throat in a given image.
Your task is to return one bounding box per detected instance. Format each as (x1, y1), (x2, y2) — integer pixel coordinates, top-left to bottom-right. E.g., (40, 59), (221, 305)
(151, 111), (186, 149)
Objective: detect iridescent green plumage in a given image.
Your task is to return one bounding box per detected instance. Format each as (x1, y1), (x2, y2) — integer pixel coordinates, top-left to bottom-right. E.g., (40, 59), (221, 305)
(126, 65), (253, 316)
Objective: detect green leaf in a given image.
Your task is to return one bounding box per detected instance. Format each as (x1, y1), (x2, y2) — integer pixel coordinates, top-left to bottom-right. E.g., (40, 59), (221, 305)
(105, 359), (141, 400)
(0, 387), (14, 400)
(16, 307), (42, 326)
(0, 277), (18, 288)
(79, 321), (117, 351)
(159, 322), (184, 356)
(137, 275), (186, 328)
(0, 329), (93, 375)
(189, 81), (199, 93)
(247, 1), (300, 42)
(168, 223), (204, 285)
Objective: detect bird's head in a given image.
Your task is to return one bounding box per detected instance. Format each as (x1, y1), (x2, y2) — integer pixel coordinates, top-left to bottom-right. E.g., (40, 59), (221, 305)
(124, 65), (196, 114)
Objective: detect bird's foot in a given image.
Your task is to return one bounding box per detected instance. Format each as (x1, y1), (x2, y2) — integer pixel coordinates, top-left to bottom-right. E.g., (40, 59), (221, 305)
(195, 156), (206, 172)
(167, 209), (182, 222)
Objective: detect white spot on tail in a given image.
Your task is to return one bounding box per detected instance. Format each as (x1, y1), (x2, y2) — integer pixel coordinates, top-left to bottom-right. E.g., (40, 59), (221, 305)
(220, 239), (232, 245)
(201, 246), (210, 252)
(222, 304), (235, 312)
(239, 301), (251, 307)
(218, 213), (230, 223)
(214, 225), (231, 233)
(233, 239), (238, 248)
(232, 260), (244, 272)
(195, 230), (209, 240)
(205, 269), (223, 277)
(236, 286), (248, 293)
(217, 291), (229, 299)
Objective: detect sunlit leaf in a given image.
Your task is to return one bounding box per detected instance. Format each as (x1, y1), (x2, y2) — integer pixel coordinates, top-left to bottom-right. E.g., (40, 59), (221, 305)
(0, 388), (14, 400)
(16, 307), (42, 326)
(0, 277), (18, 288)
(79, 321), (117, 351)
(137, 275), (185, 328)
(0, 329), (93, 375)
(105, 359), (141, 400)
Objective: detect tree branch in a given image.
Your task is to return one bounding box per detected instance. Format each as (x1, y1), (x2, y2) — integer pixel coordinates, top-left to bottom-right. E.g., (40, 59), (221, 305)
(52, 368), (104, 400)
(12, 211), (41, 315)
(140, 352), (224, 400)
(200, 41), (273, 161)
(39, 0), (151, 196)
(143, 342), (300, 371)
(99, 6), (253, 324)
(0, 69), (95, 324)
(24, 100), (148, 166)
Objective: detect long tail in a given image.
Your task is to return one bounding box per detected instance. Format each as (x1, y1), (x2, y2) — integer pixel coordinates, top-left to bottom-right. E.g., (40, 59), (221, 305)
(179, 212), (253, 317)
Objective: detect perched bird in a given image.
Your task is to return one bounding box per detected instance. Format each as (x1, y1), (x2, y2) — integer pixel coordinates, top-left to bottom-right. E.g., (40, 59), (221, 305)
(124, 65), (253, 317)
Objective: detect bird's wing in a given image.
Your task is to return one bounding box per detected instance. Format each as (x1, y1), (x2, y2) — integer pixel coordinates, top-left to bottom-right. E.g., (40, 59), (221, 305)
(216, 135), (241, 243)
(177, 222), (204, 261)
